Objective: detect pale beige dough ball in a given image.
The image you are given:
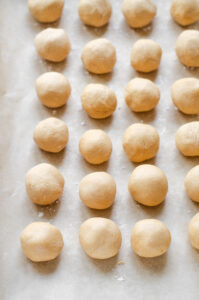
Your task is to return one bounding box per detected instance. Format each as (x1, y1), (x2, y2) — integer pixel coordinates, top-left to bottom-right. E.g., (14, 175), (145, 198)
(34, 28), (71, 62)
(81, 84), (117, 119)
(36, 72), (71, 108)
(128, 165), (168, 206)
(122, 0), (156, 28)
(170, 0), (199, 26)
(26, 163), (64, 205)
(79, 218), (122, 259)
(176, 122), (199, 156)
(131, 219), (171, 257)
(79, 172), (116, 209)
(131, 39), (162, 73)
(20, 222), (64, 262)
(81, 38), (116, 74)
(123, 123), (159, 162)
(189, 213), (199, 249)
(33, 117), (68, 153)
(79, 129), (112, 164)
(28, 0), (64, 23)
(171, 78), (199, 114)
(185, 165), (199, 202)
(125, 78), (160, 112)
(78, 0), (112, 27)
(175, 30), (199, 67)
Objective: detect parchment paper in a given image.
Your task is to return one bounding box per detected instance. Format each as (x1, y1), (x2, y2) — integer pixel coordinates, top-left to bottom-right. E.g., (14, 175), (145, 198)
(1, 0), (199, 299)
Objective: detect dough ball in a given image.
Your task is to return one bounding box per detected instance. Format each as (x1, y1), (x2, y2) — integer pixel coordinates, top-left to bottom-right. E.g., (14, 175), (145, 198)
(175, 30), (199, 67)
(131, 39), (162, 73)
(128, 165), (168, 206)
(26, 163), (64, 205)
(125, 78), (160, 112)
(28, 0), (64, 23)
(122, 0), (157, 28)
(20, 222), (64, 262)
(185, 165), (199, 202)
(34, 28), (71, 62)
(36, 72), (71, 108)
(79, 129), (112, 165)
(170, 0), (199, 26)
(131, 219), (171, 257)
(79, 218), (122, 259)
(78, 0), (112, 27)
(123, 123), (159, 162)
(189, 213), (199, 249)
(79, 172), (116, 209)
(176, 121), (199, 156)
(81, 84), (117, 119)
(171, 78), (199, 114)
(33, 117), (68, 153)
(81, 38), (116, 74)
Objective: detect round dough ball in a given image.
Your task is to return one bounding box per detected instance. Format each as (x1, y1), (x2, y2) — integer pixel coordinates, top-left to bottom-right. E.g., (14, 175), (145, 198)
(128, 165), (168, 206)
(20, 222), (64, 262)
(81, 84), (117, 119)
(131, 39), (162, 73)
(78, 0), (112, 27)
(189, 213), (199, 249)
(131, 219), (171, 257)
(33, 117), (68, 153)
(81, 38), (116, 74)
(26, 163), (64, 205)
(79, 172), (116, 209)
(185, 165), (199, 202)
(28, 0), (64, 23)
(123, 123), (159, 162)
(36, 72), (71, 108)
(176, 122), (199, 156)
(79, 218), (122, 259)
(122, 0), (157, 28)
(175, 30), (199, 67)
(34, 28), (71, 62)
(170, 0), (199, 26)
(171, 78), (199, 114)
(125, 78), (160, 112)
(79, 129), (112, 165)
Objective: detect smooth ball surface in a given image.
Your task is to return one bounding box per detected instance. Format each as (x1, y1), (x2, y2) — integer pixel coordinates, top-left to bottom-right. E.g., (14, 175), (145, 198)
(78, 0), (112, 27)
(189, 213), (199, 249)
(81, 84), (117, 119)
(171, 78), (199, 114)
(79, 129), (112, 164)
(26, 163), (64, 205)
(122, 0), (156, 28)
(33, 117), (68, 153)
(79, 218), (122, 259)
(125, 78), (160, 112)
(34, 28), (71, 62)
(79, 172), (116, 209)
(131, 39), (162, 73)
(131, 219), (171, 257)
(170, 0), (199, 26)
(81, 38), (116, 74)
(128, 165), (168, 206)
(185, 165), (199, 202)
(36, 72), (71, 108)
(175, 30), (199, 67)
(28, 0), (64, 23)
(176, 122), (199, 156)
(123, 123), (159, 162)
(20, 222), (64, 262)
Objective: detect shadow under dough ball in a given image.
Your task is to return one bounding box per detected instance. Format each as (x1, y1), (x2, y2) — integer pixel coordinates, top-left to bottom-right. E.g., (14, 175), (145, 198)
(170, 0), (199, 26)
(176, 121), (199, 156)
(34, 28), (71, 62)
(185, 165), (199, 203)
(28, 0), (64, 23)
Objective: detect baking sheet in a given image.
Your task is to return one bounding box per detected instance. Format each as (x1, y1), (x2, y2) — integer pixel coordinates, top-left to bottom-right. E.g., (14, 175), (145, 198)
(1, 0), (199, 299)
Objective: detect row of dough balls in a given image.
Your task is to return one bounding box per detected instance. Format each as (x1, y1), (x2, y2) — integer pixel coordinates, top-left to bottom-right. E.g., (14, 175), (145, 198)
(28, 0), (199, 27)
(20, 213), (199, 262)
